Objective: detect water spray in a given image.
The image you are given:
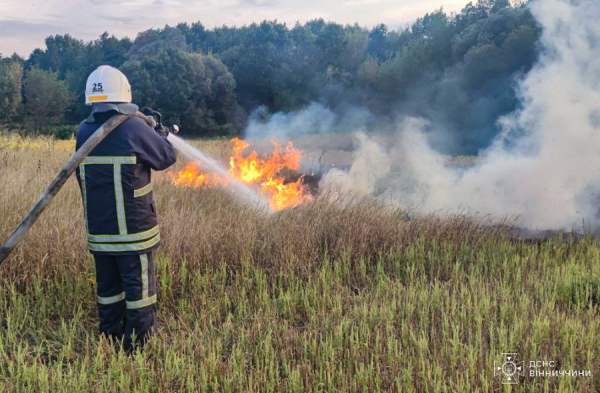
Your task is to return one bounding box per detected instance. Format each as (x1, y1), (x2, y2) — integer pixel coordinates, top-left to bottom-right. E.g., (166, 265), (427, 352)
(141, 107), (271, 210)
(0, 112), (275, 266)
(167, 134), (272, 212)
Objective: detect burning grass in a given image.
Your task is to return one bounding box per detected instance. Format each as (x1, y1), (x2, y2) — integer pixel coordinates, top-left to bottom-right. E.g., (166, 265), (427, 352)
(0, 136), (599, 392)
(169, 138), (312, 210)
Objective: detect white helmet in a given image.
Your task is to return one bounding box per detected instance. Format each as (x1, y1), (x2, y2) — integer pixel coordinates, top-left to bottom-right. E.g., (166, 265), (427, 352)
(85, 65), (132, 105)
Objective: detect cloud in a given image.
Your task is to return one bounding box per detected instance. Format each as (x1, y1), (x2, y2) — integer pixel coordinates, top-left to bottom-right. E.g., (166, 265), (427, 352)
(0, 19), (71, 55)
(241, 0), (277, 7)
(0, 20), (63, 37)
(343, 0), (382, 6)
(98, 14), (145, 24)
(0, 0), (468, 56)
(88, 0), (147, 4)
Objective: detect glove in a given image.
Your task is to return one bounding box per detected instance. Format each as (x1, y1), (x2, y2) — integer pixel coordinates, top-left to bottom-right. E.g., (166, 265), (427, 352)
(140, 107), (160, 129)
(156, 125), (180, 137)
(155, 126), (169, 138)
(140, 107), (157, 117)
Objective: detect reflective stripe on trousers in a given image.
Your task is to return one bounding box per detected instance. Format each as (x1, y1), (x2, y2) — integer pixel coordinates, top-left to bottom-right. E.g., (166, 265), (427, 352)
(97, 292), (126, 305)
(95, 253), (157, 308)
(94, 252), (158, 349)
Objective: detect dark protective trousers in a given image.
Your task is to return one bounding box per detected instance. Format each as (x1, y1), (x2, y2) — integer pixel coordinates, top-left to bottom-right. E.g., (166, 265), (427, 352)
(94, 252), (158, 351)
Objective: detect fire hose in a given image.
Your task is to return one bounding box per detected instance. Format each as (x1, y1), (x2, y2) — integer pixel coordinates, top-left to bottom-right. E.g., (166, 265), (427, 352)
(0, 111), (176, 265)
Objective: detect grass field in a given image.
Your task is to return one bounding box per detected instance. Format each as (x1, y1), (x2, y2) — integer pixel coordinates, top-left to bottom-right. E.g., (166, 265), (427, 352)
(0, 134), (599, 392)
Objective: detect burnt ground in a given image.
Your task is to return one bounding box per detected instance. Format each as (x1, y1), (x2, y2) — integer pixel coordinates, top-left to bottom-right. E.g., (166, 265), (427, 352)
(283, 172), (321, 196)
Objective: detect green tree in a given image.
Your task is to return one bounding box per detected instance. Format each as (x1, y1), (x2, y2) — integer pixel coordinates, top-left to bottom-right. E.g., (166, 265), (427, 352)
(96, 32), (132, 66)
(24, 68), (72, 129)
(340, 26), (369, 71)
(18, 1), (542, 145)
(378, 40), (432, 101)
(219, 21), (292, 110)
(412, 10), (453, 68)
(178, 22), (210, 53)
(28, 35), (85, 79)
(27, 33), (133, 120)
(122, 48), (238, 135)
(127, 27), (189, 60)
(0, 58), (23, 122)
(366, 24), (388, 60)
(502, 24), (539, 72)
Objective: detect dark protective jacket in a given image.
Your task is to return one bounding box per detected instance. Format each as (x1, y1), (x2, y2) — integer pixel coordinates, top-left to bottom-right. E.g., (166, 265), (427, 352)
(75, 105), (177, 256)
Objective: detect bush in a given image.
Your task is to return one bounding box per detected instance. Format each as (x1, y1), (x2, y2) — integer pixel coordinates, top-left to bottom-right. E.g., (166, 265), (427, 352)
(557, 265), (600, 307)
(48, 125), (76, 140)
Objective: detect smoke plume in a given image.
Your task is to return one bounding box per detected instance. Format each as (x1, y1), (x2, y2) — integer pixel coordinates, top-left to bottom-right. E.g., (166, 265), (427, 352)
(241, 0), (600, 230)
(322, 0), (600, 230)
(245, 103), (375, 141)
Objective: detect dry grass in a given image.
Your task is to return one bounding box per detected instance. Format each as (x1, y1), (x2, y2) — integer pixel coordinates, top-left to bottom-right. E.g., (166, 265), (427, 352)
(0, 135), (599, 392)
(0, 132), (75, 152)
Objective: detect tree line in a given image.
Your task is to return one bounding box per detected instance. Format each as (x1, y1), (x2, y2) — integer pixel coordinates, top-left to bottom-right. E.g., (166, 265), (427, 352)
(0, 0), (539, 153)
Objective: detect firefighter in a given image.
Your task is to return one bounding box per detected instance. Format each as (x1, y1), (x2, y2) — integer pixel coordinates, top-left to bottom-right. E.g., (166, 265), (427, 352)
(75, 65), (177, 352)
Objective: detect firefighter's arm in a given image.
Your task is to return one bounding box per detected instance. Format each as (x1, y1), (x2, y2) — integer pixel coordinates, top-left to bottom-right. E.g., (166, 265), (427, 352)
(131, 117), (177, 171)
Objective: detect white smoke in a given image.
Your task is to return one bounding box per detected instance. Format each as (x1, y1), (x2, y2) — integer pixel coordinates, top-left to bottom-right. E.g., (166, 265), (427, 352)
(323, 133), (392, 198)
(321, 118), (459, 210)
(237, 0), (600, 229)
(322, 0), (600, 230)
(245, 102), (374, 140)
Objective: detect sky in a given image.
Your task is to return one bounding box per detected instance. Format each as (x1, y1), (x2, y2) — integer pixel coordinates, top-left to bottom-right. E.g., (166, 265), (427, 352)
(0, 0), (469, 57)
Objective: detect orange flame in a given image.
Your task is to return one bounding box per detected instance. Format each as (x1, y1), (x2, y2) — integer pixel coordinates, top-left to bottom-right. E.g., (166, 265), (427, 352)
(170, 162), (225, 188)
(169, 138), (311, 210)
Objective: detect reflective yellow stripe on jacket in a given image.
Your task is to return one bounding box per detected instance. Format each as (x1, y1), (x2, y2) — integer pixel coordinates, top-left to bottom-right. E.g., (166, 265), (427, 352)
(80, 155), (161, 253)
(87, 225), (160, 243)
(88, 234), (161, 253)
(134, 183), (153, 197)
